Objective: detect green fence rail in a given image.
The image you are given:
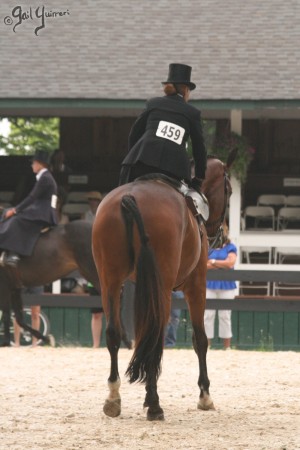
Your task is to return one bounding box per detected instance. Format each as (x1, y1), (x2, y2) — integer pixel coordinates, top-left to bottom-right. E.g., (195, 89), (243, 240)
(21, 266), (300, 350)
(35, 305), (299, 351)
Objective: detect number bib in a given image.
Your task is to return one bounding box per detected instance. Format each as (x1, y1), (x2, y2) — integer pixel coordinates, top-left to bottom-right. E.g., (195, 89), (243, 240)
(51, 194), (58, 208)
(156, 121), (185, 145)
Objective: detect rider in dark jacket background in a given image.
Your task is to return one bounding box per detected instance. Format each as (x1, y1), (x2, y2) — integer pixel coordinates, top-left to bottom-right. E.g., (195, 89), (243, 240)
(119, 63), (207, 191)
(0, 149), (58, 267)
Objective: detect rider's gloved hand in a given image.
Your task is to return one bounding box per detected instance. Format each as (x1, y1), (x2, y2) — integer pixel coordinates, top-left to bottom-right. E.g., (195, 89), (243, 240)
(4, 208), (16, 219)
(191, 177), (203, 193)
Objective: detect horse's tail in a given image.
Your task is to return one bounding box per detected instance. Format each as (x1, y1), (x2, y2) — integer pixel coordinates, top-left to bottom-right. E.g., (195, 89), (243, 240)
(121, 194), (165, 384)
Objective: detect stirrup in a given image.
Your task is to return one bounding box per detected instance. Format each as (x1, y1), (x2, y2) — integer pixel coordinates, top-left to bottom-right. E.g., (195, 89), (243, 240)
(4, 252), (20, 267)
(182, 188), (209, 222)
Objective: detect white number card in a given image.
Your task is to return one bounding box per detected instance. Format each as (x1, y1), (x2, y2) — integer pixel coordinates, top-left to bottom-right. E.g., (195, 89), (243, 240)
(156, 121), (185, 145)
(51, 194), (58, 209)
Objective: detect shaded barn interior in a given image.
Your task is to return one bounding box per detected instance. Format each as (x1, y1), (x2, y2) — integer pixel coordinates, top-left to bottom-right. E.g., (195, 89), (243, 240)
(1, 117), (299, 206)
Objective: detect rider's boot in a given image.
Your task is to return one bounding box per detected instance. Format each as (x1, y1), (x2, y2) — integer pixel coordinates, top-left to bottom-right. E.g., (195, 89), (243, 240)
(0, 251), (5, 266)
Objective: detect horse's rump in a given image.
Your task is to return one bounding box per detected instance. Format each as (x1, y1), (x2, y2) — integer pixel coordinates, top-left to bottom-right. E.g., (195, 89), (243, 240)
(93, 179), (200, 288)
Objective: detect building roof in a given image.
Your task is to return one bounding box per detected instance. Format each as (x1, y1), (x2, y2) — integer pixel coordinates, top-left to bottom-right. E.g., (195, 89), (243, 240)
(0, 0), (299, 103)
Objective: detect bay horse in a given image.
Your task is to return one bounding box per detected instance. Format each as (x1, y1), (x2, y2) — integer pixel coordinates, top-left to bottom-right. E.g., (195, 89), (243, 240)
(92, 152), (235, 421)
(0, 220), (130, 347)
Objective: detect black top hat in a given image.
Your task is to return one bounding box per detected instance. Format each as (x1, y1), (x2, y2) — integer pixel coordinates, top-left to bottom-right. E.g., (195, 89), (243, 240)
(32, 149), (51, 166)
(162, 63), (196, 90)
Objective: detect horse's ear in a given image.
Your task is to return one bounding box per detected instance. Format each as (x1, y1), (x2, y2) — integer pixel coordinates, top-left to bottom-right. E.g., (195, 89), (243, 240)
(225, 148), (238, 170)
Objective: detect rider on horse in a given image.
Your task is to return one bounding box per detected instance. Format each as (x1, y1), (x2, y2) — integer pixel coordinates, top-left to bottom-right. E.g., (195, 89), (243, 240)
(119, 63), (207, 193)
(0, 149), (58, 267)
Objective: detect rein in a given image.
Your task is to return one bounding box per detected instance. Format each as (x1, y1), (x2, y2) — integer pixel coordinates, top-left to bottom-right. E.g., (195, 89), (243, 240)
(205, 170), (231, 250)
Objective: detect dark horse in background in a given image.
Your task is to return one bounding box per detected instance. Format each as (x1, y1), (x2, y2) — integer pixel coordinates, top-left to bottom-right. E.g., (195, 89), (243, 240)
(0, 221), (130, 347)
(0, 220), (100, 346)
(92, 151), (236, 421)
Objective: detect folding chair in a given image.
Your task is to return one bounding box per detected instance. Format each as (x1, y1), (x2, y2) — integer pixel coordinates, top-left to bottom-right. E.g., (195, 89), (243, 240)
(285, 196), (300, 207)
(0, 191), (14, 207)
(62, 203), (89, 220)
(66, 191), (88, 203)
(257, 194), (286, 208)
(277, 207), (300, 230)
(243, 206), (275, 230)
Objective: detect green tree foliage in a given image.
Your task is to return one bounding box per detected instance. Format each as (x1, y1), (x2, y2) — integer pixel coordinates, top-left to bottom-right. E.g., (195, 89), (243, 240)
(0, 118), (59, 155)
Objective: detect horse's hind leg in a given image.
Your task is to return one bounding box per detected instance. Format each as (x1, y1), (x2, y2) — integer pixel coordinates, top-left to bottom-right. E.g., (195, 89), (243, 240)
(144, 371), (164, 421)
(143, 291), (171, 421)
(103, 288), (123, 418)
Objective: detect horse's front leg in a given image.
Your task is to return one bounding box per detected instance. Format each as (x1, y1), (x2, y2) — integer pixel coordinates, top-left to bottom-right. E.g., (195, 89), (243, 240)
(184, 277), (215, 411)
(103, 292), (122, 418)
(192, 324), (215, 411)
(1, 308), (11, 346)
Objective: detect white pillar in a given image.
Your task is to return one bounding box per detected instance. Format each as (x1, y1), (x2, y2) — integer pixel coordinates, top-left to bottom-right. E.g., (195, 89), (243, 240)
(230, 109), (242, 134)
(229, 110), (242, 260)
(229, 176), (241, 247)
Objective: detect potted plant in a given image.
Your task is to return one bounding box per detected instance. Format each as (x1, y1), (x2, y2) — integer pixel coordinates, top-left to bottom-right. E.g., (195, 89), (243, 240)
(212, 131), (255, 184)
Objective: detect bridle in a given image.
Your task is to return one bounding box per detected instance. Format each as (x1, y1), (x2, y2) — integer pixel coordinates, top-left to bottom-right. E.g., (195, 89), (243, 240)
(205, 168), (232, 251)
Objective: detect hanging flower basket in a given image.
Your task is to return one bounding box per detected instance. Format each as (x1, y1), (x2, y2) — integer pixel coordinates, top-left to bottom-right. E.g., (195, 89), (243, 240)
(212, 132), (255, 184)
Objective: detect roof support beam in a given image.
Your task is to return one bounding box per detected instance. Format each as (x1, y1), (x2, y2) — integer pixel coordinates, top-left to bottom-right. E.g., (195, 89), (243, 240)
(229, 109), (242, 259)
(230, 109), (242, 134)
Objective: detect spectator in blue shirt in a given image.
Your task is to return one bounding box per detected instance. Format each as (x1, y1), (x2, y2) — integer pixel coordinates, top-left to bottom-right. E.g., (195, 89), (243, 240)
(204, 224), (237, 350)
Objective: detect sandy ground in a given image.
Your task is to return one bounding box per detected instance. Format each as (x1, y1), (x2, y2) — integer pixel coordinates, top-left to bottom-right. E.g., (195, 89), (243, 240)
(0, 347), (299, 450)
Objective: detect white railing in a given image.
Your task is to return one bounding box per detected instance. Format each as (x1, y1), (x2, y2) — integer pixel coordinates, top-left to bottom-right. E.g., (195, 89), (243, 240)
(229, 175), (300, 267)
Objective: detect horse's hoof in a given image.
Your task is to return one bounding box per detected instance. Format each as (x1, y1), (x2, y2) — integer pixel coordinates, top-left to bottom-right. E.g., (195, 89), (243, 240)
(198, 397), (215, 411)
(147, 407), (165, 421)
(103, 398), (121, 417)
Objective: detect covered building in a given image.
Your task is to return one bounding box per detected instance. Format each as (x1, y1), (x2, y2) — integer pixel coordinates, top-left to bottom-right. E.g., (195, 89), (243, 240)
(0, 0), (300, 351)
(0, 0), (299, 262)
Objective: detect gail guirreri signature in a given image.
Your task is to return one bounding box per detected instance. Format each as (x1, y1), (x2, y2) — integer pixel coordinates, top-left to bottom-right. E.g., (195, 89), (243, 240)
(3, 5), (70, 36)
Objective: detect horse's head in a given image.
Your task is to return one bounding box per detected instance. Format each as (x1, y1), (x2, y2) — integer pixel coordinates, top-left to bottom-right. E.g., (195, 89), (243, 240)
(201, 149), (236, 248)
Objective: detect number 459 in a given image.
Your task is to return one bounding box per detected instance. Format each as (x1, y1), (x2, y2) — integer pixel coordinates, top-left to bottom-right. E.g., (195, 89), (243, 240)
(160, 124), (181, 141)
